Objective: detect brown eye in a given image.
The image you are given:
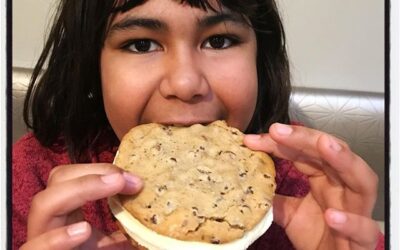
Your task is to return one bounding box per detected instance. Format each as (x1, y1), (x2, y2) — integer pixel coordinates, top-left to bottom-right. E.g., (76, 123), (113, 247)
(126, 39), (161, 53)
(203, 35), (239, 49)
(209, 36), (226, 49)
(134, 40), (151, 51)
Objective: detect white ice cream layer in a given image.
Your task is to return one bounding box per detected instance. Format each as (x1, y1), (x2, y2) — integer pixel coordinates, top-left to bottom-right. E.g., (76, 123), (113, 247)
(108, 196), (273, 250)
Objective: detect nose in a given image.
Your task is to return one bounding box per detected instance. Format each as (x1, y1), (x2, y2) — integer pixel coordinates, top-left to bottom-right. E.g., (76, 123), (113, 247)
(159, 49), (209, 102)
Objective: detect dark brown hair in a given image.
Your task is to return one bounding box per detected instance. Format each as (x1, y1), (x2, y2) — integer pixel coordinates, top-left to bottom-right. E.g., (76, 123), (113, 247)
(23, 0), (291, 162)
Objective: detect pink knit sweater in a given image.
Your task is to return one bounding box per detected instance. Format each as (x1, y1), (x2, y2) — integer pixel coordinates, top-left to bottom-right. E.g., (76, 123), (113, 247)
(12, 133), (384, 249)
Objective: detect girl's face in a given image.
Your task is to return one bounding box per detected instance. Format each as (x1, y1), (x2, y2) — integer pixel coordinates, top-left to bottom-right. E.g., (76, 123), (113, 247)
(101, 0), (258, 139)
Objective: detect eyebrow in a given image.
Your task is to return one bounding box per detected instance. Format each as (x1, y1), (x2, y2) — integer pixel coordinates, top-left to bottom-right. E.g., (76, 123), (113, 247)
(198, 13), (249, 28)
(109, 17), (167, 33)
(108, 12), (249, 36)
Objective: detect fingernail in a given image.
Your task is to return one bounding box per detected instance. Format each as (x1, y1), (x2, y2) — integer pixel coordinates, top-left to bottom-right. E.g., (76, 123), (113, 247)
(329, 209), (347, 224)
(275, 123), (293, 136)
(123, 172), (142, 188)
(245, 134), (261, 142)
(329, 136), (342, 152)
(101, 172), (120, 184)
(67, 222), (88, 237)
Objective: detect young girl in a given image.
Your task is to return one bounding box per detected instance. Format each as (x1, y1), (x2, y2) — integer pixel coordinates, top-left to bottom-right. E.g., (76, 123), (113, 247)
(13, 0), (384, 249)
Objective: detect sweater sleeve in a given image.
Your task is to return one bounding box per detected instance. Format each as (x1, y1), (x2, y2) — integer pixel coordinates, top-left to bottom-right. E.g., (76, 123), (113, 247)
(375, 232), (385, 250)
(12, 134), (68, 250)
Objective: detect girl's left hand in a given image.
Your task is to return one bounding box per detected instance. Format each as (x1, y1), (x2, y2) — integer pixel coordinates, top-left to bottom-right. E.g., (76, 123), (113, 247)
(244, 123), (381, 250)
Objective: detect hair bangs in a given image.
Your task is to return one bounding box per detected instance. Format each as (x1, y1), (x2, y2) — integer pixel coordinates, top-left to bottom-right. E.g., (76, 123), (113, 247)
(111, 0), (251, 14)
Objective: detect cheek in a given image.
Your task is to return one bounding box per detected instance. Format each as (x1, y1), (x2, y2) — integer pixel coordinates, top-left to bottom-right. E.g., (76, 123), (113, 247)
(211, 59), (258, 130)
(100, 56), (154, 139)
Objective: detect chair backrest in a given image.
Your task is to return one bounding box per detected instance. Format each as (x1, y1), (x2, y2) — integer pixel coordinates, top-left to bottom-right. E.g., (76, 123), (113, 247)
(289, 87), (384, 220)
(12, 67), (31, 143)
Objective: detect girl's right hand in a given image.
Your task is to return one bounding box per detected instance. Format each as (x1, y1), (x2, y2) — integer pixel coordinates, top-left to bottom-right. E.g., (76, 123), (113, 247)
(20, 163), (143, 250)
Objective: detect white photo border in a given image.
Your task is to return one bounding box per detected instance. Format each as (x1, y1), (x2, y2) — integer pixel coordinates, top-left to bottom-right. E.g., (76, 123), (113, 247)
(2, 0), (398, 249)
(390, 0), (399, 248)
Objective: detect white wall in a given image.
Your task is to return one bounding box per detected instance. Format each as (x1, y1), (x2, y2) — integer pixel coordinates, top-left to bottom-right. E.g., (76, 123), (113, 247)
(12, 0), (55, 68)
(13, 0), (384, 93)
(277, 0), (384, 93)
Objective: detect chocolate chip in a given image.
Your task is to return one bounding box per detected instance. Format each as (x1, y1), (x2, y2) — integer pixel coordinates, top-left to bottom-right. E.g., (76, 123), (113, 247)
(197, 168), (211, 174)
(246, 186), (254, 194)
(211, 238), (220, 244)
(150, 215), (158, 224)
(224, 151), (236, 156)
(157, 185), (168, 193)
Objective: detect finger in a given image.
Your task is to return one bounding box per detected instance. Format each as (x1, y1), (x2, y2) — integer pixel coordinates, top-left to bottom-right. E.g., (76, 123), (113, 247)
(244, 125), (326, 176)
(48, 164), (143, 195)
(317, 134), (378, 200)
(21, 221), (91, 250)
(28, 172), (142, 238)
(325, 208), (381, 249)
(245, 124), (378, 196)
(48, 163), (124, 185)
(34, 173), (134, 215)
(245, 124), (325, 160)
